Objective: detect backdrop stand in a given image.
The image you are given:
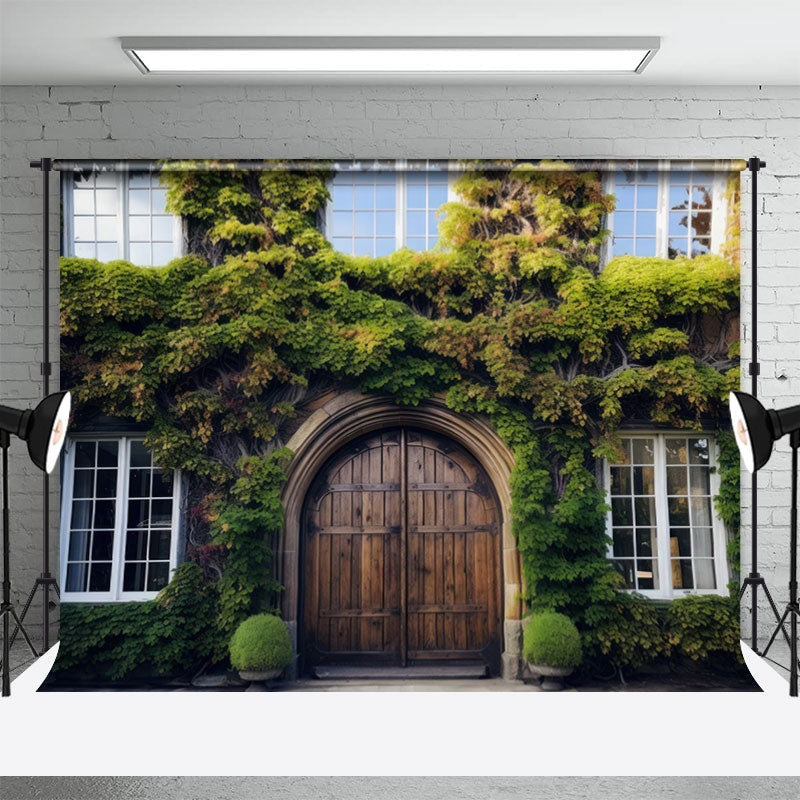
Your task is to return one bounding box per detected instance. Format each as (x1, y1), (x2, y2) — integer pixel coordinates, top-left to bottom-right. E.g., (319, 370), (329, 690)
(759, 429), (800, 696)
(738, 156), (788, 655)
(1, 430), (38, 697)
(11, 158), (59, 654)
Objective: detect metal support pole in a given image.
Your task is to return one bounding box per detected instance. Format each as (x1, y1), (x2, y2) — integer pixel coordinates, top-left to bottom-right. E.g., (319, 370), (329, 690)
(12, 158), (59, 655)
(738, 157), (788, 655)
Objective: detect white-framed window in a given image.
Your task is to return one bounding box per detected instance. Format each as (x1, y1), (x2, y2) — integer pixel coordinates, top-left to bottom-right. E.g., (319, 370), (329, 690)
(604, 161), (728, 263)
(63, 171), (184, 266)
(60, 436), (181, 602)
(325, 159), (453, 256)
(604, 433), (729, 600)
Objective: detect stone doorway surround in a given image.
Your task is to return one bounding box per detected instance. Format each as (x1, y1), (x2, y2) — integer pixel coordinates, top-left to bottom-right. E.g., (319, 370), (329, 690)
(279, 391), (523, 680)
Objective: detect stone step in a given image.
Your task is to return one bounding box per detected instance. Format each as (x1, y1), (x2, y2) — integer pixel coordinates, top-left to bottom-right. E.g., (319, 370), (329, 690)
(312, 663), (489, 680)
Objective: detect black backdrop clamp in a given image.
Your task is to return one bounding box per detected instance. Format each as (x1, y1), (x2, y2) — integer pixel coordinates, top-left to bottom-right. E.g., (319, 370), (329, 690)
(9, 158), (59, 658)
(738, 156), (789, 656)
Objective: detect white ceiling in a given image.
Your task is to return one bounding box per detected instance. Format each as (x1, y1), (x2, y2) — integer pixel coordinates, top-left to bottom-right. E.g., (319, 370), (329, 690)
(1, 0), (799, 86)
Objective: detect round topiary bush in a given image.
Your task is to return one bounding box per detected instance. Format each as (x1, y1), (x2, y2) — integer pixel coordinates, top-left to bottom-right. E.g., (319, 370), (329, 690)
(523, 611), (583, 669)
(229, 613), (292, 673)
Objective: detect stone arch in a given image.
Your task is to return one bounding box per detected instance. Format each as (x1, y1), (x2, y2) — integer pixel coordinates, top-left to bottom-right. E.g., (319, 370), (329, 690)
(279, 391), (523, 679)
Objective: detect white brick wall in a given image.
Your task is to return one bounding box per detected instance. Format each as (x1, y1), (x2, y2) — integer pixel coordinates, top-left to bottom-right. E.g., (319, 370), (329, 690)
(1, 83), (798, 645)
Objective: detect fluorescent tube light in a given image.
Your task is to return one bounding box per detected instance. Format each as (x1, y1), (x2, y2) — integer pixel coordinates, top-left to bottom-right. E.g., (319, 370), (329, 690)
(121, 37), (659, 75)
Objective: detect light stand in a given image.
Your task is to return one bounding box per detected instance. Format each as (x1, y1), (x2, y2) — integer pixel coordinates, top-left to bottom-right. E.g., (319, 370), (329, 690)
(0, 391), (70, 697)
(12, 158), (59, 655)
(1, 431), (39, 697)
(758, 429), (800, 697)
(738, 157), (787, 655)
(730, 391), (800, 696)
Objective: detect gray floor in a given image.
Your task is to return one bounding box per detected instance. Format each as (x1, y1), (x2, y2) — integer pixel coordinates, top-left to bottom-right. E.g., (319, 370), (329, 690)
(2, 777), (799, 800)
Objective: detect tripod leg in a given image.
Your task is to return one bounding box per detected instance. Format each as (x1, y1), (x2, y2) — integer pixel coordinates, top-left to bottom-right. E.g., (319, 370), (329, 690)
(762, 581), (792, 648)
(761, 606), (790, 659)
(9, 580), (38, 648)
(10, 608), (38, 658)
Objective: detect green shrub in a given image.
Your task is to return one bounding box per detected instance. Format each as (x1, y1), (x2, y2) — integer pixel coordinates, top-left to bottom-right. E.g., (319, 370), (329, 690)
(523, 611), (583, 669)
(583, 592), (670, 670)
(666, 594), (742, 662)
(229, 613), (292, 672)
(54, 563), (219, 680)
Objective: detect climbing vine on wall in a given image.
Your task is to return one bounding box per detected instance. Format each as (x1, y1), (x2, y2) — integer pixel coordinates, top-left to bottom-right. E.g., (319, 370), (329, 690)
(58, 160), (740, 676)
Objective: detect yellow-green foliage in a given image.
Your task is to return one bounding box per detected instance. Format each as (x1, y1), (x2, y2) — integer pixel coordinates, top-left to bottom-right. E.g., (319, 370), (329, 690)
(59, 160), (740, 672)
(523, 611), (583, 669)
(229, 613), (292, 672)
(666, 595), (742, 663)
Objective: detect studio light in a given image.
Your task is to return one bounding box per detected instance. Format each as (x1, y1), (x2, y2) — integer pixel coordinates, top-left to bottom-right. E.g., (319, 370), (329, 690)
(0, 391), (71, 475)
(121, 36), (660, 75)
(730, 390), (800, 697)
(1, 391), (70, 698)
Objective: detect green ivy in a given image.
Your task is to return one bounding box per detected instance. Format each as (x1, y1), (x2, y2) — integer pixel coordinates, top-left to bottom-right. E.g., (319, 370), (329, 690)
(57, 160), (741, 676)
(666, 594), (743, 663)
(55, 564), (218, 680)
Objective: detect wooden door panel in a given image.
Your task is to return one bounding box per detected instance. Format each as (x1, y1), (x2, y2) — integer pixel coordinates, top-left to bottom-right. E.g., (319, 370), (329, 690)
(303, 427), (502, 673)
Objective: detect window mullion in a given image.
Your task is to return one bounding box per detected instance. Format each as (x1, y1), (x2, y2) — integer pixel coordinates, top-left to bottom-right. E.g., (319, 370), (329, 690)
(654, 435), (672, 598)
(657, 162), (669, 259)
(111, 437), (129, 601)
(58, 441), (75, 594)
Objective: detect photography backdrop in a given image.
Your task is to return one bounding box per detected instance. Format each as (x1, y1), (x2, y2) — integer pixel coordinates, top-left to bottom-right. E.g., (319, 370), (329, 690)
(48, 157), (744, 684)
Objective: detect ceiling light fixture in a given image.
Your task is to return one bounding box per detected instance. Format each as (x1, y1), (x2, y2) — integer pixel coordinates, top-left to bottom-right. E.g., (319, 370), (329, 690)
(121, 36), (660, 75)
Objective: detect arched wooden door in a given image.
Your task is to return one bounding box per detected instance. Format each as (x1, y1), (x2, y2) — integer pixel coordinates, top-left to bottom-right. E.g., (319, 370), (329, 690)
(301, 427), (502, 674)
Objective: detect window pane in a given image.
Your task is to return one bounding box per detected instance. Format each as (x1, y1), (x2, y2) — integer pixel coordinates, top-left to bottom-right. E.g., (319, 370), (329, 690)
(668, 497), (690, 526)
(128, 189), (150, 215)
(88, 562), (112, 592)
(375, 238), (395, 257)
(671, 528), (692, 557)
(690, 497), (712, 527)
(66, 563), (88, 593)
(151, 499), (173, 527)
(354, 211), (374, 236)
(407, 185), (427, 208)
(631, 439), (654, 464)
(614, 185), (635, 209)
(611, 559), (635, 588)
(129, 216), (150, 242)
(126, 530), (148, 561)
(93, 499), (116, 529)
(615, 211), (634, 236)
(149, 530), (172, 560)
(127, 499), (150, 528)
(73, 217), (95, 241)
(636, 527), (657, 557)
(73, 470), (94, 498)
(332, 212), (353, 237)
(636, 211), (656, 236)
(694, 559), (716, 590)
(666, 466), (687, 495)
(95, 189), (117, 216)
(91, 530), (114, 560)
(634, 238), (656, 257)
(636, 559), (658, 590)
(147, 562), (170, 592)
(96, 217), (118, 241)
(611, 497), (633, 526)
(151, 470), (173, 497)
(428, 184), (448, 208)
(98, 442), (119, 470)
(74, 243), (96, 258)
(73, 190), (95, 215)
(97, 242), (119, 261)
(613, 528), (634, 557)
(75, 441), (96, 468)
(665, 439), (687, 464)
(407, 211), (426, 236)
(332, 184), (353, 209)
(375, 211), (394, 236)
(637, 185), (658, 209)
(634, 497), (655, 526)
(612, 237), (634, 256)
(130, 441), (151, 467)
(375, 185), (395, 209)
(610, 466), (630, 495)
(151, 188), (168, 213)
(152, 215), (174, 241)
(633, 466), (654, 495)
(123, 562), (146, 592)
(68, 530), (91, 561)
(71, 500), (92, 529)
(689, 467), (710, 495)
(672, 559), (693, 590)
(692, 527), (714, 558)
(354, 185), (373, 208)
